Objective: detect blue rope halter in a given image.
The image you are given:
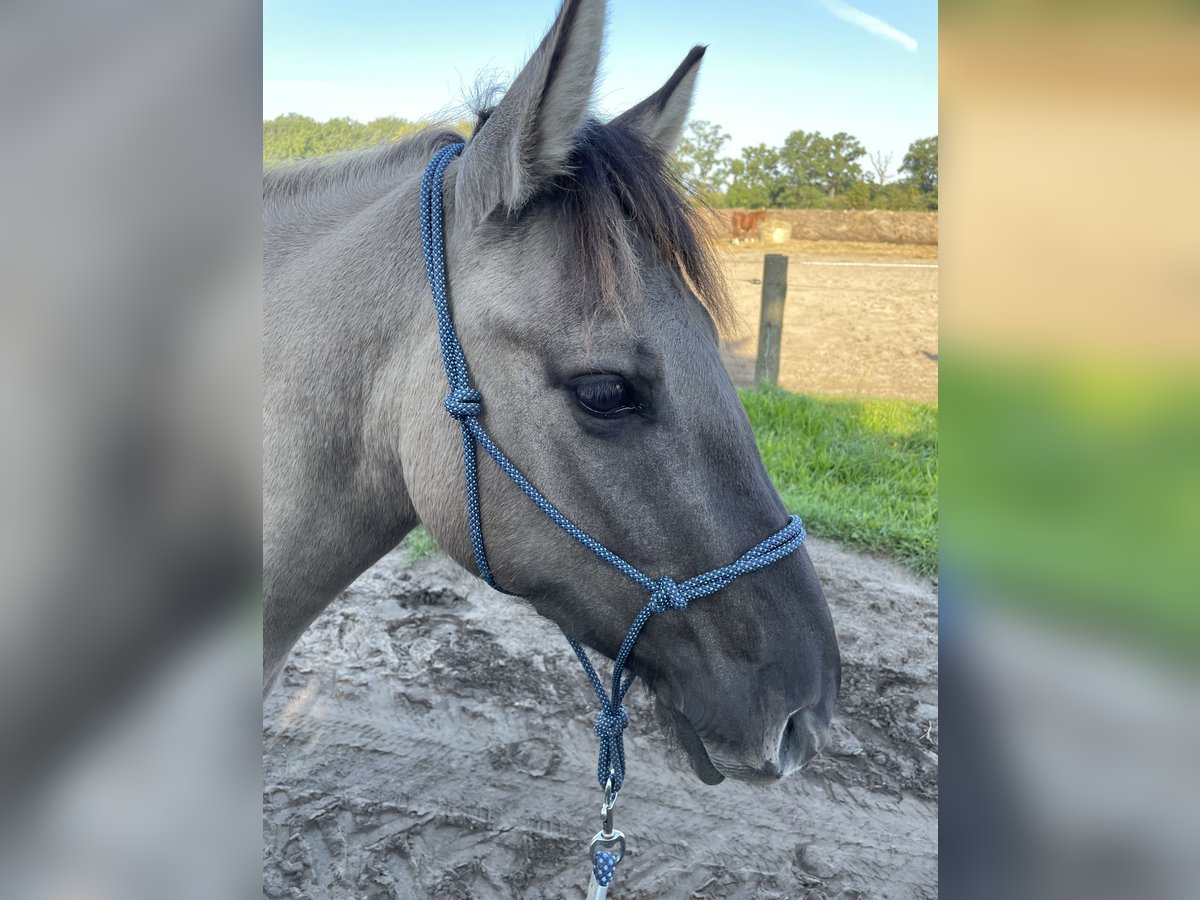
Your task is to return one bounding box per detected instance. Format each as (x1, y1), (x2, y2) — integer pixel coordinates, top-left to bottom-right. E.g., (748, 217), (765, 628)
(418, 142), (807, 796)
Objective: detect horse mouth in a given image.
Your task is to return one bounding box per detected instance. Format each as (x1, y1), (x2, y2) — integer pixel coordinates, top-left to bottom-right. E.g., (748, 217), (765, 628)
(668, 708), (725, 785)
(665, 704), (822, 785)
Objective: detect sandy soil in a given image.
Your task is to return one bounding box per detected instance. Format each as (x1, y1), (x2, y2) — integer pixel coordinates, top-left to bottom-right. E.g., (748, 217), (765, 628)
(263, 538), (938, 899)
(717, 241), (938, 403)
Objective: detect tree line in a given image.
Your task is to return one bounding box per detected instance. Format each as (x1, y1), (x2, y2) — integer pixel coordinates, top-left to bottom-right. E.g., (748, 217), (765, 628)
(677, 122), (937, 211)
(263, 113), (472, 166)
(263, 114), (937, 212)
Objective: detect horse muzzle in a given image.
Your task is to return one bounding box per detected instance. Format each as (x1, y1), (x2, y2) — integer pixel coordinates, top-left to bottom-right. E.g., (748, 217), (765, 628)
(670, 703), (831, 785)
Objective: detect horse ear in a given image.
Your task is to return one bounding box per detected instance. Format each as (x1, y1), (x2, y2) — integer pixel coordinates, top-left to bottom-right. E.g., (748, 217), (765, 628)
(611, 46), (705, 155)
(455, 0), (605, 222)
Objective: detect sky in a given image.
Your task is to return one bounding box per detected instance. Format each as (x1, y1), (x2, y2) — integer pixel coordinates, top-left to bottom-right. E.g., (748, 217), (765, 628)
(264, 0), (937, 176)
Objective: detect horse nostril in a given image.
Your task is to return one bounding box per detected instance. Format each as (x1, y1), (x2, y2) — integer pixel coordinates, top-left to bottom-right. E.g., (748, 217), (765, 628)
(779, 707), (825, 771)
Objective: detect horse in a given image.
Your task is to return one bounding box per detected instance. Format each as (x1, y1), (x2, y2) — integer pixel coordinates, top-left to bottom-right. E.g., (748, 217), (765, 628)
(263, 0), (839, 788)
(731, 209), (768, 241)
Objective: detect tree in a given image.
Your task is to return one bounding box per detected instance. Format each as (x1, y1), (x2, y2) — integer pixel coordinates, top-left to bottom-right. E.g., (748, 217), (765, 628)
(869, 182), (922, 210)
(868, 149), (893, 186)
(362, 116), (425, 147)
(263, 113), (320, 161)
(779, 130), (867, 203)
(833, 181), (871, 210)
(673, 120), (732, 203)
(262, 114), (465, 166)
(900, 136), (938, 205)
(725, 144), (789, 209)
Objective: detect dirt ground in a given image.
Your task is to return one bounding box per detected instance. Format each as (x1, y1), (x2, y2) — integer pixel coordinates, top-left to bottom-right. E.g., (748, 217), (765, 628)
(717, 241), (938, 403)
(263, 538), (937, 899)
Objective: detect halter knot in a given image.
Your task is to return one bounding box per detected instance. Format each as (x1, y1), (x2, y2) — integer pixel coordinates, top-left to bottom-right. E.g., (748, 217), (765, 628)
(443, 387), (482, 420)
(594, 703), (629, 739)
(649, 576), (688, 613)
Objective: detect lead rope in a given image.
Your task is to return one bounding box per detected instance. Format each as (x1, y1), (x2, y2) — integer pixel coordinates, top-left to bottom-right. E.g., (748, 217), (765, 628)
(419, 141), (807, 896)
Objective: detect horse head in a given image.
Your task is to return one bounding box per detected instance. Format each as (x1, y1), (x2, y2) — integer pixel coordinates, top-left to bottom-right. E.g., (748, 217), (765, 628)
(402, 0), (840, 784)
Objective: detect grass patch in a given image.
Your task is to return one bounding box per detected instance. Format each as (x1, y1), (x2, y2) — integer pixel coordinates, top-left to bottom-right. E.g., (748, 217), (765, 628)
(402, 526), (438, 563)
(740, 386), (938, 576)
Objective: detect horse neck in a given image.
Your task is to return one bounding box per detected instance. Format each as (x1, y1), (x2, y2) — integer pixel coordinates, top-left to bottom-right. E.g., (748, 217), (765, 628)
(267, 149), (438, 523)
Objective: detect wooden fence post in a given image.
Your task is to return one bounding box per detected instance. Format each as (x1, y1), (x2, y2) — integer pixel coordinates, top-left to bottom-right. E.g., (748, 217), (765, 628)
(755, 254), (788, 386)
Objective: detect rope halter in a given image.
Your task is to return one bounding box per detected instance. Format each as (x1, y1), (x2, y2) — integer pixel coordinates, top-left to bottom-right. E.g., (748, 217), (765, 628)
(418, 141), (808, 888)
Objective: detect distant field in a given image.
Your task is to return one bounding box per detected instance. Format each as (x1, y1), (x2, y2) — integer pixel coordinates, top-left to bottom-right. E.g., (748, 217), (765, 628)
(718, 242), (939, 403)
(726, 238), (938, 259)
(716, 208), (939, 245)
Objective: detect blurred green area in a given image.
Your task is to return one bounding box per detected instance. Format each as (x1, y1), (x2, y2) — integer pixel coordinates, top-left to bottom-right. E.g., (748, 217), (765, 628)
(740, 387), (939, 577)
(402, 526), (438, 563)
(943, 359), (1200, 658)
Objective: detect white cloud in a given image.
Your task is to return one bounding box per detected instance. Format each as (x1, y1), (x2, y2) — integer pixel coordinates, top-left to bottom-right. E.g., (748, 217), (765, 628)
(818, 0), (918, 53)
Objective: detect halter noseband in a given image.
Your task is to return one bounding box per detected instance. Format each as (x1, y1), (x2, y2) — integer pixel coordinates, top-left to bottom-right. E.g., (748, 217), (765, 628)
(419, 141), (806, 889)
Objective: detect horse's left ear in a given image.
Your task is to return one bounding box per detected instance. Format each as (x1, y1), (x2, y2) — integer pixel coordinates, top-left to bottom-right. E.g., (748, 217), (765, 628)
(455, 0), (606, 223)
(611, 45), (705, 154)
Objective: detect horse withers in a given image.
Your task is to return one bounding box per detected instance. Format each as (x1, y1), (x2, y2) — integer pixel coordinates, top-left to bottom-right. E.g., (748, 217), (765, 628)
(263, 0), (839, 786)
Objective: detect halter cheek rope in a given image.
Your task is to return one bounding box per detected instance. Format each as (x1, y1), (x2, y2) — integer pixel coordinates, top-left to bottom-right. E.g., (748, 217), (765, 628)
(420, 142), (807, 895)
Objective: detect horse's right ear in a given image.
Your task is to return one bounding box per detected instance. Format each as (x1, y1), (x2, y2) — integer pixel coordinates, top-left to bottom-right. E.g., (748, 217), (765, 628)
(455, 0), (605, 223)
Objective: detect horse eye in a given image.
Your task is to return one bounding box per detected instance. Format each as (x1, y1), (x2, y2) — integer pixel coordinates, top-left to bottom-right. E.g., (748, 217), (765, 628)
(574, 378), (637, 417)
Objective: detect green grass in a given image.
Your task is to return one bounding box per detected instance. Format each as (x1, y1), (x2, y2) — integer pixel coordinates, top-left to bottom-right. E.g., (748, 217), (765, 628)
(402, 526), (438, 563)
(740, 386), (938, 576)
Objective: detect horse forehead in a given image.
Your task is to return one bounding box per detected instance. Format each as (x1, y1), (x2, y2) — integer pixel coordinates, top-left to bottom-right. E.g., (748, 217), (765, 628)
(466, 223), (692, 326)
